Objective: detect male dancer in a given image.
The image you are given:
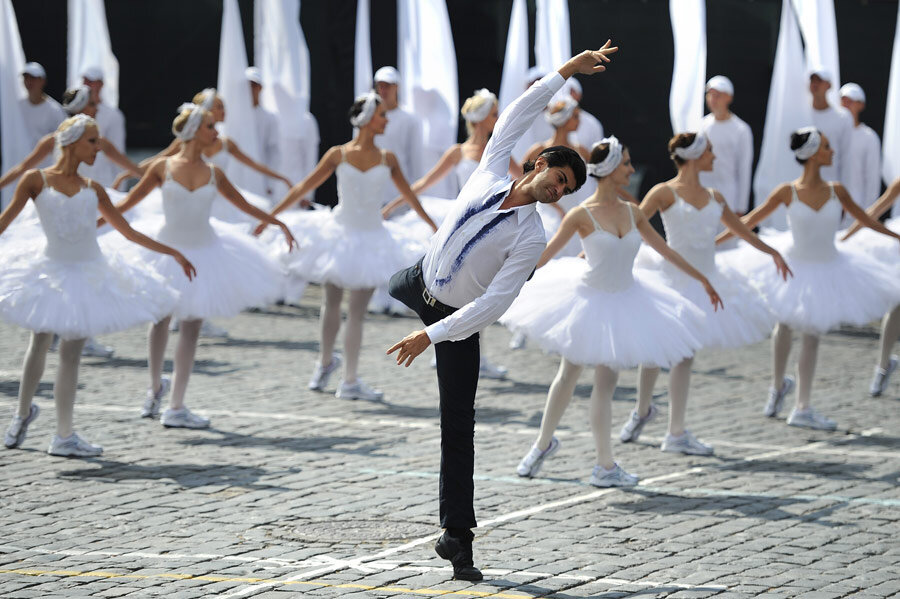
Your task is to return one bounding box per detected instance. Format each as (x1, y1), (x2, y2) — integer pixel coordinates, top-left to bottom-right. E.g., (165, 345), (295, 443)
(387, 43), (617, 581)
(700, 76), (753, 216)
(839, 83), (881, 220)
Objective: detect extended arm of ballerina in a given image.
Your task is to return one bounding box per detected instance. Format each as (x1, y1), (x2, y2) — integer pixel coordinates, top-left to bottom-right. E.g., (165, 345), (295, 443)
(225, 138), (292, 188)
(842, 178), (900, 240)
(97, 158), (167, 227)
(93, 182), (196, 280)
(716, 191), (792, 280)
(214, 166), (296, 251)
(715, 184), (791, 244)
(634, 205), (723, 310)
(833, 183), (900, 246)
(385, 152), (437, 231)
(0, 170), (43, 234)
(535, 208), (581, 268)
(0, 136), (54, 189)
(382, 145), (460, 218)
(98, 137), (144, 178)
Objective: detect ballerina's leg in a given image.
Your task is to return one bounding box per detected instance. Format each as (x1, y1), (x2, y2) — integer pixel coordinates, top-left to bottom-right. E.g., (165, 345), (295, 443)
(55, 338), (87, 438)
(320, 283), (343, 367)
(148, 317), (171, 394)
(796, 333), (819, 411)
(536, 358), (583, 450)
(667, 356), (694, 438)
(878, 306), (900, 370)
(591, 365), (618, 469)
(636, 365), (660, 418)
(344, 287), (375, 383)
(171, 319), (202, 409)
(17, 332), (54, 418)
(772, 323), (792, 389)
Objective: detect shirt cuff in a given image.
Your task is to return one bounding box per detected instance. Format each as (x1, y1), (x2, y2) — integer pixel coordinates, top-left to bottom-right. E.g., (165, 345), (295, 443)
(541, 72), (566, 94)
(424, 320), (449, 345)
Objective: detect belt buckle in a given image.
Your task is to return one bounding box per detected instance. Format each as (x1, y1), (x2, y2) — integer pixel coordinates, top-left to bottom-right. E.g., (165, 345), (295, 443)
(422, 288), (437, 307)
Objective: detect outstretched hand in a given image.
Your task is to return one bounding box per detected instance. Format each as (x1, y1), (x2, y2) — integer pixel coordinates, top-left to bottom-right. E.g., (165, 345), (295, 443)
(559, 40), (618, 79)
(772, 253), (793, 281)
(387, 330), (432, 367)
(175, 253), (197, 281)
(704, 281), (724, 312)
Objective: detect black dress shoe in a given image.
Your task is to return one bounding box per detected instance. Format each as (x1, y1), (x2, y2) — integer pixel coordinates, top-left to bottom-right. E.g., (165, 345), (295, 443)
(434, 531), (483, 581)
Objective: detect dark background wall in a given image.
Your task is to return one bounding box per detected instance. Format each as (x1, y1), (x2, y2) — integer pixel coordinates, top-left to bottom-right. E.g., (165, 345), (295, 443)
(9, 0), (899, 207)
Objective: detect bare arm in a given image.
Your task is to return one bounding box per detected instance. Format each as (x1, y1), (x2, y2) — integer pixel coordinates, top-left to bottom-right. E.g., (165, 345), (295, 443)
(717, 191), (792, 280)
(835, 183), (900, 243)
(97, 159), (166, 226)
(536, 208), (584, 268)
(267, 146), (341, 219)
(383, 145), (461, 218)
(717, 184), (790, 244)
(842, 178), (900, 240)
(387, 152), (437, 232)
(0, 136), (54, 189)
(635, 206), (723, 310)
(0, 170), (42, 234)
(99, 137), (144, 177)
(226, 138), (292, 188)
(639, 183), (675, 221)
(216, 167), (297, 250)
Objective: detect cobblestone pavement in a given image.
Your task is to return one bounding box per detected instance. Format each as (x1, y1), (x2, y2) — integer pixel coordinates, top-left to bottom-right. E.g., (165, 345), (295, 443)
(1, 286), (898, 598)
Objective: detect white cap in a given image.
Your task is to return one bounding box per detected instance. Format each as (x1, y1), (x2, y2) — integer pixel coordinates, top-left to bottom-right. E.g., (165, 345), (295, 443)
(374, 66), (400, 85)
(22, 62), (46, 78)
(809, 66), (832, 83)
(526, 66), (548, 83)
(705, 75), (734, 96)
(82, 66), (103, 81)
(840, 82), (865, 103)
(245, 66), (262, 85)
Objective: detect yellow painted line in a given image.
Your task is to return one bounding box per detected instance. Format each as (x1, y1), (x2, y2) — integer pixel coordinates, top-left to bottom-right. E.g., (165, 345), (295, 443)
(0, 567), (533, 598)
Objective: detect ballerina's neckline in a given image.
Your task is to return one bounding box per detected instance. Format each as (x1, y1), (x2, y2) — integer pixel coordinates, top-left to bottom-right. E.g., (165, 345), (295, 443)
(39, 170), (91, 199)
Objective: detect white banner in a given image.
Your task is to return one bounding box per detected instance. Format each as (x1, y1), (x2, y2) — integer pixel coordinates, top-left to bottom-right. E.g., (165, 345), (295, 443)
(884, 3), (900, 210)
(535, 0), (571, 74)
(353, 0), (372, 99)
(668, 0), (706, 133)
(67, 0), (119, 108)
(0, 0), (30, 209)
(498, 0), (528, 112)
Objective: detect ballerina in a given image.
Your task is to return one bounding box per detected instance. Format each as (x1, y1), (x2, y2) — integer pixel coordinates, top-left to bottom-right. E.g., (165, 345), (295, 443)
(0, 114), (195, 456)
(503, 136), (721, 486)
(256, 92), (435, 401)
(719, 128), (900, 429)
(628, 131), (791, 454)
(103, 102), (295, 428)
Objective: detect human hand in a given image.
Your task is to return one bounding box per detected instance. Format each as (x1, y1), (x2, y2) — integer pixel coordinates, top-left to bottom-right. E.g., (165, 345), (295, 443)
(175, 253), (197, 281)
(253, 222), (268, 237)
(772, 253), (793, 280)
(387, 330), (432, 367)
(703, 280), (724, 312)
(559, 40), (618, 78)
(280, 222), (298, 251)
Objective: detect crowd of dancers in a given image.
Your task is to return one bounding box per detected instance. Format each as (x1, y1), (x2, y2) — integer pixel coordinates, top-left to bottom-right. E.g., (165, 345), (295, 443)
(0, 42), (899, 579)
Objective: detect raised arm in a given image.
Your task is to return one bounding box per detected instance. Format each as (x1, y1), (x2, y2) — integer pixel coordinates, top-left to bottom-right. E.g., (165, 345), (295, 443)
(98, 137), (144, 177)
(267, 146), (341, 219)
(716, 191), (791, 280)
(842, 178), (900, 240)
(834, 183), (900, 244)
(215, 166), (296, 250)
(717, 184), (791, 244)
(635, 206), (723, 310)
(385, 152), (437, 231)
(0, 136), (54, 189)
(97, 158), (166, 226)
(225, 138), (292, 188)
(384, 144), (461, 218)
(536, 207), (583, 268)
(481, 42), (617, 177)
(0, 170), (42, 234)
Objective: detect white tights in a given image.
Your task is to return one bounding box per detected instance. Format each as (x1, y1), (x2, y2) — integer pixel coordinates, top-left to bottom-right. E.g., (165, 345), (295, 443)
(878, 306), (900, 370)
(320, 283), (375, 383)
(637, 356), (694, 438)
(771, 323), (818, 410)
(148, 316), (202, 410)
(17, 332), (85, 438)
(534, 359), (618, 469)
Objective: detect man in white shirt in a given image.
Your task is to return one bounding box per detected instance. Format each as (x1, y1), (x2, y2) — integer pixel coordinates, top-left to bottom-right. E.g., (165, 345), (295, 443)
(387, 45), (615, 581)
(245, 67), (281, 199)
(808, 68), (854, 187)
(566, 76), (604, 148)
(839, 82), (881, 219)
(81, 66), (126, 188)
(699, 76), (753, 216)
(18, 62), (66, 153)
(372, 66), (423, 205)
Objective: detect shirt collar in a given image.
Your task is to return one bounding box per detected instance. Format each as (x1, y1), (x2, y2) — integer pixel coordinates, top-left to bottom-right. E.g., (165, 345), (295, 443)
(492, 179), (538, 224)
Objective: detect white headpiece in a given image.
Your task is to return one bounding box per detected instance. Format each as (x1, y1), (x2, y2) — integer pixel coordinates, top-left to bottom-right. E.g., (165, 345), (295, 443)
(586, 136), (623, 178)
(197, 88), (217, 111)
(840, 82), (865, 103)
(793, 127), (821, 160)
(175, 103), (206, 141)
(673, 132), (708, 160)
(462, 89), (497, 123)
(22, 62), (46, 78)
(545, 96), (578, 127)
(62, 85), (91, 115)
(56, 114), (96, 147)
(350, 91), (380, 127)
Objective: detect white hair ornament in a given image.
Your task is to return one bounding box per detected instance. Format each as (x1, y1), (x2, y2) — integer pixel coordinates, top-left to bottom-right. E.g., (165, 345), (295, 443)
(175, 103), (206, 141)
(197, 88), (217, 111)
(586, 136), (623, 178)
(56, 114), (96, 147)
(793, 127), (821, 160)
(544, 96), (578, 127)
(673, 132), (708, 160)
(62, 85), (90, 115)
(462, 89), (497, 123)
(350, 92), (380, 127)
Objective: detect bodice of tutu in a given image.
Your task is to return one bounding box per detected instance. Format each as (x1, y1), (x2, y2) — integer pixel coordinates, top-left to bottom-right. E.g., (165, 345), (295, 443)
(786, 185), (840, 262)
(580, 204), (641, 292)
(332, 150), (391, 231)
(157, 162), (218, 246)
(661, 188), (722, 277)
(455, 158), (479, 191)
(33, 174), (101, 263)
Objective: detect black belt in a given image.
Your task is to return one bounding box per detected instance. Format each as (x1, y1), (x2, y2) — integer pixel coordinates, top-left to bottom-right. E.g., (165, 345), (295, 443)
(415, 264), (457, 315)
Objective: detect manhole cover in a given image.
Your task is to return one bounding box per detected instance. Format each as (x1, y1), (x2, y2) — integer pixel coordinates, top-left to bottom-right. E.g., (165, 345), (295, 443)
(268, 519), (435, 543)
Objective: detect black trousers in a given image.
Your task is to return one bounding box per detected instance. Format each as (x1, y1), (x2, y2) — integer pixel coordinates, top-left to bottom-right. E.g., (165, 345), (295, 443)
(389, 260), (479, 530)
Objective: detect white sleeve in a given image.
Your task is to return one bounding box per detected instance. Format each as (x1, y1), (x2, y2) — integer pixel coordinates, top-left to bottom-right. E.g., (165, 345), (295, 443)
(424, 234), (544, 344)
(737, 123), (754, 214)
(481, 72), (565, 177)
(864, 131), (882, 208)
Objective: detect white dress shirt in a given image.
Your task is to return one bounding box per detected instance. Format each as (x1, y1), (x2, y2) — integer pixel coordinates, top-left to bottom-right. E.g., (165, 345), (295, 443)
(80, 102), (126, 187)
(811, 105), (853, 185)
(422, 72), (565, 345)
(699, 112), (753, 214)
(253, 104), (280, 195)
(842, 122), (881, 212)
(279, 111), (320, 201)
(372, 107), (423, 205)
(19, 96), (65, 147)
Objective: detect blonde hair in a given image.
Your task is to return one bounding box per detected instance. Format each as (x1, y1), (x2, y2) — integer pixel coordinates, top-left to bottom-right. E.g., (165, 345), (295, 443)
(172, 107), (211, 138)
(461, 93), (496, 136)
(55, 114), (97, 147)
(192, 90), (221, 106)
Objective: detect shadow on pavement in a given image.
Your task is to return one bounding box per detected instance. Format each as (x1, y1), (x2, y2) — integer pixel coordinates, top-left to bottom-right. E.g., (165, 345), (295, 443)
(57, 459), (289, 490)
(177, 429), (385, 456)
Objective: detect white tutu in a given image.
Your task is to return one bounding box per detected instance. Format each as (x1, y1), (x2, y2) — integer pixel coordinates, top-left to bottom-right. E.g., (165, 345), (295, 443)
(0, 236), (179, 340)
(839, 218), (900, 273)
(501, 257), (705, 369)
(722, 231), (900, 335)
(391, 194), (457, 246)
(276, 208), (426, 290)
